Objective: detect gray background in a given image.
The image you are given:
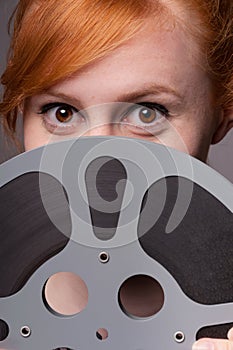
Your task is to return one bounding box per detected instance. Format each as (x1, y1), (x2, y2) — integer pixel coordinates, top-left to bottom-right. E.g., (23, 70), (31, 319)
(0, 0), (232, 182)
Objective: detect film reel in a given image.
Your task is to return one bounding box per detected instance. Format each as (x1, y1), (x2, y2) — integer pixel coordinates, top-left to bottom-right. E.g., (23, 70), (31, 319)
(0, 136), (233, 350)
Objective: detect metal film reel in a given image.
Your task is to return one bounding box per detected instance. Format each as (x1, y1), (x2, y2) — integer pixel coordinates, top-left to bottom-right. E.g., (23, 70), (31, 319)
(0, 136), (233, 350)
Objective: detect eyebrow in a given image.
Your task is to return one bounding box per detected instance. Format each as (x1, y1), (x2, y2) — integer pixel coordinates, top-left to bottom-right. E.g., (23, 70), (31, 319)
(116, 83), (183, 102)
(44, 82), (182, 107)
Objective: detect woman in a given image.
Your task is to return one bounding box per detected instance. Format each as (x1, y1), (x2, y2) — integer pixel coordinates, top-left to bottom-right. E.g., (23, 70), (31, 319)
(0, 0), (233, 349)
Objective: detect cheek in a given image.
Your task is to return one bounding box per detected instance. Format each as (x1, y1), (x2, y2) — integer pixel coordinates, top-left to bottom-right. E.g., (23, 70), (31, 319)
(180, 126), (216, 162)
(149, 122), (198, 157)
(153, 117), (215, 162)
(184, 113), (218, 161)
(23, 113), (49, 151)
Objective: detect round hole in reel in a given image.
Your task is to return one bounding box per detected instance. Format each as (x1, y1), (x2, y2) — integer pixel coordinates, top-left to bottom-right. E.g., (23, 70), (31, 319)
(43, 272), (88, 316)
(118, 274), (164, 318)
(0, 319), (9, 341)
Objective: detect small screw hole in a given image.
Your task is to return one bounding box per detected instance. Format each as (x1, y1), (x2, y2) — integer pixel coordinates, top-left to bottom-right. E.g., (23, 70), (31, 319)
(98, 252), (109, 263)
(96, 328), (108, 340)
(174, 331), (185, 343)
(20, 326), (31, 338)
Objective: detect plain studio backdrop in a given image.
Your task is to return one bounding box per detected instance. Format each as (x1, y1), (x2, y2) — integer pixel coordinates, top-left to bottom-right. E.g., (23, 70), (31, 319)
(0, 0), (232, 183)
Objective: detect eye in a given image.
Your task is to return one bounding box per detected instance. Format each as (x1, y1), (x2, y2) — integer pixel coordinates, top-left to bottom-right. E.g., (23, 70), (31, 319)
(122, 102), (169, 133)
(38, 102), (85, 134)
(39, 103), (80, 123)
(54, 105), (74, 123)
(138, 107), (157, 124)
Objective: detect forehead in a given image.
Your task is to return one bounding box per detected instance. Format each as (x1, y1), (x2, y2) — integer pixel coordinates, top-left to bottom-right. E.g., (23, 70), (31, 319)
(50, 17), (208, 105)
(16, 0), (206, 102)
(53, 0), (204, 87)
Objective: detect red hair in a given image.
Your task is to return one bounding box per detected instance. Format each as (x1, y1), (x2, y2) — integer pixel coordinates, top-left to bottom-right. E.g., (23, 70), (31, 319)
(174, 0), (233, 109)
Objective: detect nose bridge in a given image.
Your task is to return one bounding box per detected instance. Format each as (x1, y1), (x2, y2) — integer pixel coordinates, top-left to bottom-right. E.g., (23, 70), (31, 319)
(84, 123), (115, 136)
(83, 104), (117, 136)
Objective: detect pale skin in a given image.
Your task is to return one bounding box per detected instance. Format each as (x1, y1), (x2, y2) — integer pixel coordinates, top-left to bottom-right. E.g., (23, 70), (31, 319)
(4, 6), (233, 350)
(24, 21), (224, 160)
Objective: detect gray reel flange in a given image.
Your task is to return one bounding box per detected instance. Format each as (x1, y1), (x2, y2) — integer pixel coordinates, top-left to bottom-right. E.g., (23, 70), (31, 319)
(0, 136), (233, 350)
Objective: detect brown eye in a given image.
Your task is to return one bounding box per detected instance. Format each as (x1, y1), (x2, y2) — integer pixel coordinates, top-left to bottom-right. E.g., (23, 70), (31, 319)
(139, 107), (156, 123)
(55, 106), (74, 123)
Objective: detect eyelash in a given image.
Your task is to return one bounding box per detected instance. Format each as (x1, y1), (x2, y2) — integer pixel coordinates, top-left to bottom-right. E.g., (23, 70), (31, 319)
(38, 102), (79, 115)
(130, 102), (169, 117)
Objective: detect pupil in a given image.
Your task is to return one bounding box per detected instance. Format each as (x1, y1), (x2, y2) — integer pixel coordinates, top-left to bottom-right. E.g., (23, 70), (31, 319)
(56, 107), (72, 122)
(139, 108), (156, 123)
